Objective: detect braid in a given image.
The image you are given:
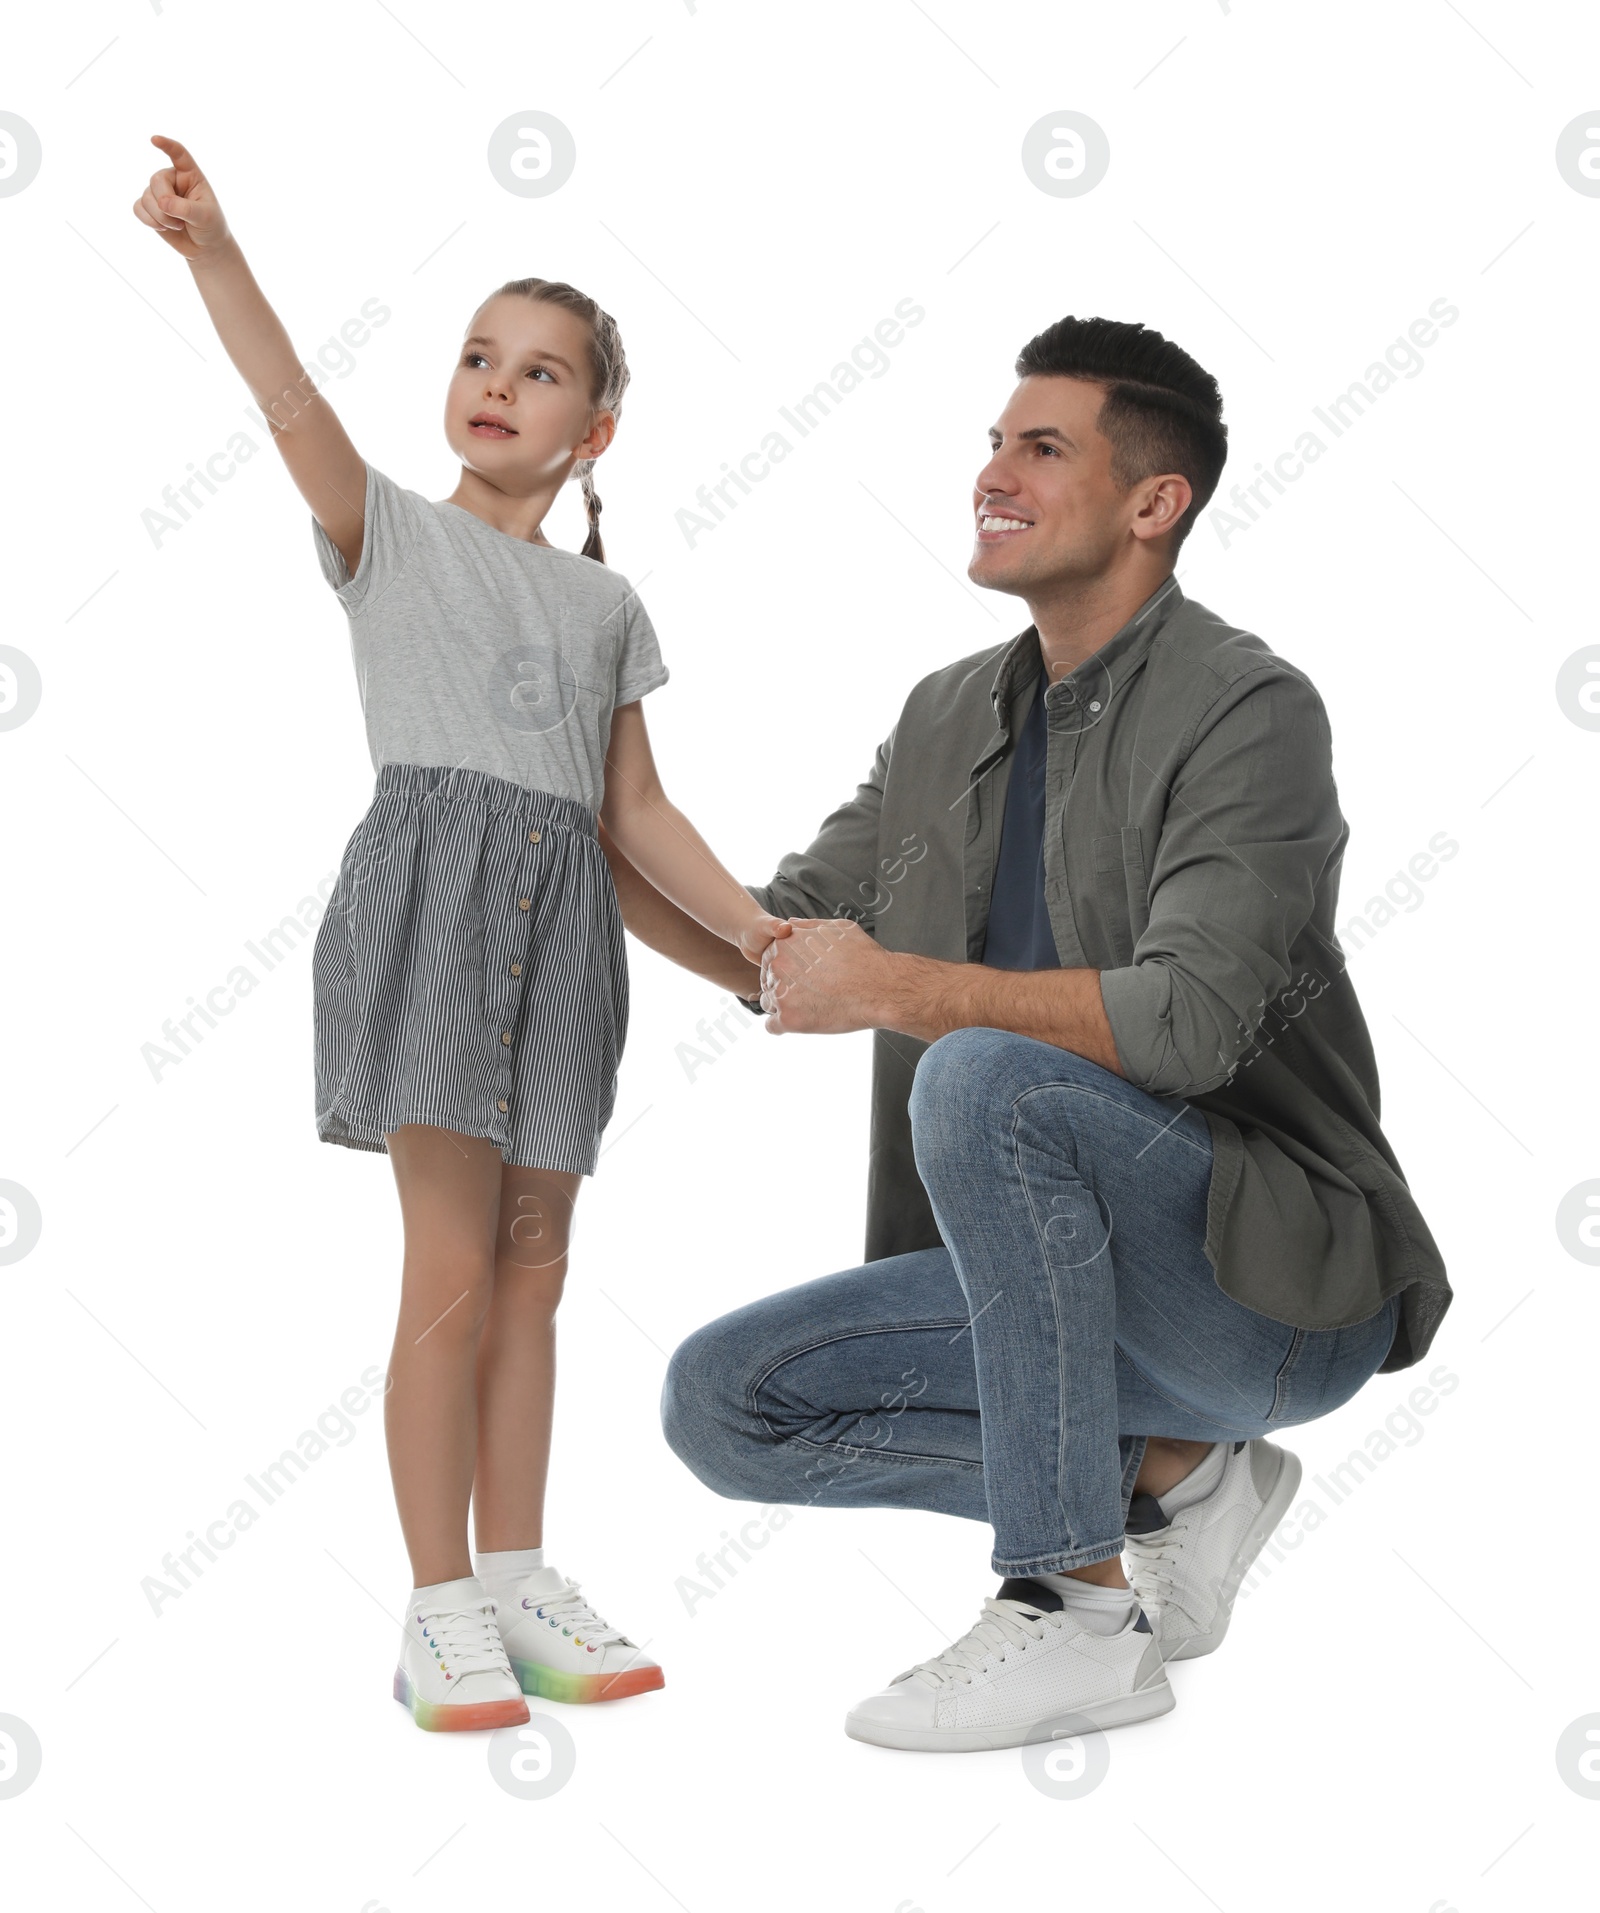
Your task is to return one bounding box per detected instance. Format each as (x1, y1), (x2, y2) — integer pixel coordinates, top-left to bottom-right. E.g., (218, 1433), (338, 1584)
(493, 276), (629, 566)
(580, 469), (604, 563)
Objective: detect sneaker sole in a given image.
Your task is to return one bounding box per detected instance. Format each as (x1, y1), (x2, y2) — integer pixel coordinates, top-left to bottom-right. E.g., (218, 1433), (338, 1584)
(508, 1656), (665, 1704)
(1162, 1441), (1303, 1662)
(393, 1667), (530, 1732)
(843, 1672), (1175, 1753)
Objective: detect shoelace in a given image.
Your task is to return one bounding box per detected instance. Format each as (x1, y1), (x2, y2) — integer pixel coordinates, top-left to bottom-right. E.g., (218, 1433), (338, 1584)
(903, 1595), (1060, 1690)
(1124, 1525), (1203, 1631)
(1123, 1527), (1179, 1599)
(522, 1578), (631, 1649)
(414, 1598), (511, 1678)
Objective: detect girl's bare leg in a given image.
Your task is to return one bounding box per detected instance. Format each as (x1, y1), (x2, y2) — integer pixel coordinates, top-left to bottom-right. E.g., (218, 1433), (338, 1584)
(383, 1124), (505, 1587)
(472, 1166), (582, 1552)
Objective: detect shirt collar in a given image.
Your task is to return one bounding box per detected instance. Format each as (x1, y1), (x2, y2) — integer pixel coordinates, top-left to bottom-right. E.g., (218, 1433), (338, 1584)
(988, 571), (1185, 728)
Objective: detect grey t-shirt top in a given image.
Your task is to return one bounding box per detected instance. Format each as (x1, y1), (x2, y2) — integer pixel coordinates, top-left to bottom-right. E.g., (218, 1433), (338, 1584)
(311, 460), (669, 811)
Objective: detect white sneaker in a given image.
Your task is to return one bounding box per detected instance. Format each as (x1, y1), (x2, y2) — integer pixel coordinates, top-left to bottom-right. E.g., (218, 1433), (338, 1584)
(844, 1577), (1173, 1753)
(493, 1564), (665, 1703)
(392, 1577), (530, 1732)
(1124, 1438), (1302, 1661)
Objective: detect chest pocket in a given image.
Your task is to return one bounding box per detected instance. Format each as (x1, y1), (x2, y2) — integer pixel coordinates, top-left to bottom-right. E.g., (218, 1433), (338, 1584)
(1090, 827), (1148, 968)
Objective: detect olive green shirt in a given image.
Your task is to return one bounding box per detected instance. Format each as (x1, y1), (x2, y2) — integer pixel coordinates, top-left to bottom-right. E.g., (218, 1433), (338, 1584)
(739, 575), (1449, 1372)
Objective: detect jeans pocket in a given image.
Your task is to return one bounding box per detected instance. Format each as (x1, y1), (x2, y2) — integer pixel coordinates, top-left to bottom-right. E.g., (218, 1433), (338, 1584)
(1265, 1296), (1400, 1428)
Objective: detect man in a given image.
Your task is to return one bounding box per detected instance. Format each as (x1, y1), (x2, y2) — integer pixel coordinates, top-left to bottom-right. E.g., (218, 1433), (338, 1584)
(600, 315), (1450, 1753)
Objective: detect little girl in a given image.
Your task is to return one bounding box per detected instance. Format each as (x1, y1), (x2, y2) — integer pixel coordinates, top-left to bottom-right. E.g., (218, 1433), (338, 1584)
(133, 135), (789, 1732)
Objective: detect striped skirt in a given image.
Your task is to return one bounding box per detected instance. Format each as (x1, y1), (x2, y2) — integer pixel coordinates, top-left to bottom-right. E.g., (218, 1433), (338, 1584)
(312, 762), (629, 1175)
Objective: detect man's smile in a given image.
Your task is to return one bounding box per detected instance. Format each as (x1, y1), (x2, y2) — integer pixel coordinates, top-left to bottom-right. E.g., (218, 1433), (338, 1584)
(977, 509), (1035, 541)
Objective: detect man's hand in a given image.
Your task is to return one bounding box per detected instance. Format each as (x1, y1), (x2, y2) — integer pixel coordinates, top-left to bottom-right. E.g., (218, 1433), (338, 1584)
(755, 916), (1124, 1073)
(757, 917), (901, 1034)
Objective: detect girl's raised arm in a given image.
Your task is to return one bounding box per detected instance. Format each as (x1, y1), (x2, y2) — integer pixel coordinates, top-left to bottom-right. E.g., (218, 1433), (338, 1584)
(132, 135), (368, 576)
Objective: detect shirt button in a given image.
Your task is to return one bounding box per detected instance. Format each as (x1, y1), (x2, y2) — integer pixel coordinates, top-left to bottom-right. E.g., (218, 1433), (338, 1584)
(497, 1098), (509, 1113)
(510, 962), (523, 977)
(528, 830), (541, 844)
(501, 1032), (513, 1046)
(518, 897), (531, 911)
(1089, 699), (1102, 712)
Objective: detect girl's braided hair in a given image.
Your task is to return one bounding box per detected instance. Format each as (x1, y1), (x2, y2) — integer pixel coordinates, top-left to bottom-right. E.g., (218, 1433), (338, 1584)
(493, 277), (630, 564)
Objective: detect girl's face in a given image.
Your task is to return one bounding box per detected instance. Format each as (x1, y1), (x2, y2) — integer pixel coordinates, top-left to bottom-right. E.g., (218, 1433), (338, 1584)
(443, 293), (612, 490)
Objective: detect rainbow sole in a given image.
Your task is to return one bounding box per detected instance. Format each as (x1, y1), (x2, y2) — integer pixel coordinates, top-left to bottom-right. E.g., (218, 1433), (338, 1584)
(508, 1656), (665, 1703)
(393, 1666), (530, 1732)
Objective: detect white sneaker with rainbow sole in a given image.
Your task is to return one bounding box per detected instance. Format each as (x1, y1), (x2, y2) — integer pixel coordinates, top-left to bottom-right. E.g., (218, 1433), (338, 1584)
(493, 1564), (665, 1703)
(393, 1578), (530, 1732)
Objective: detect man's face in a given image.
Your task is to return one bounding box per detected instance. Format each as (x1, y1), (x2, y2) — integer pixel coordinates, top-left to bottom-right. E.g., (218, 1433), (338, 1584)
(968, 375), (1185, 597)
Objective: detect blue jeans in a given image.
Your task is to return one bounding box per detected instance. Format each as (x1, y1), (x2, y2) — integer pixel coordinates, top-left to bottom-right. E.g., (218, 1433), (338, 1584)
(662, 1028), (1399, 1575)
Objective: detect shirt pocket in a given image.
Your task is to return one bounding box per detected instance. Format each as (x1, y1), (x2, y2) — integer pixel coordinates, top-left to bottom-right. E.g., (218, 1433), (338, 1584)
(1091, 827), (1147, 968)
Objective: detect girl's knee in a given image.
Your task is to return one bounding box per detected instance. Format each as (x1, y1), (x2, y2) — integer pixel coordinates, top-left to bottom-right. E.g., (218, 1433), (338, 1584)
(490, 1258), (567, 1317)
(497, 1172), (577, 1273)
(398, 1255), (497, 1341)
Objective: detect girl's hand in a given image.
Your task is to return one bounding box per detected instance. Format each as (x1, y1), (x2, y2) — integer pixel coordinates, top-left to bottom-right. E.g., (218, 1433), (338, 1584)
(132, 135), (233, 262)
(737, 913), (792, 966)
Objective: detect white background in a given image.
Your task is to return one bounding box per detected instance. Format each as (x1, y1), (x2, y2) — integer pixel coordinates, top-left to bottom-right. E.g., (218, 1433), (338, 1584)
(3, 2), (1597, 1907)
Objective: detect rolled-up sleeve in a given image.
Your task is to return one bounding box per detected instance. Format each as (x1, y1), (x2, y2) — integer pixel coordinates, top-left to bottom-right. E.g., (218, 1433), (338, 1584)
(1097, 668), (1343, 1098)
(733, 729), (894, 1014)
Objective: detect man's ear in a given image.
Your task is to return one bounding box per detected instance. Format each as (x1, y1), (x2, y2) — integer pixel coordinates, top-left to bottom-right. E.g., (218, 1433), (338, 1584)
(1132, 472), (1191, 543)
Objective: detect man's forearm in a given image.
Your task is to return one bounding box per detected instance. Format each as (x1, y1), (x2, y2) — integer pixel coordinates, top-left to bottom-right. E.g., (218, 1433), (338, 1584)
(597, 819), (762, 998)
(876, 952), (1125, 1076)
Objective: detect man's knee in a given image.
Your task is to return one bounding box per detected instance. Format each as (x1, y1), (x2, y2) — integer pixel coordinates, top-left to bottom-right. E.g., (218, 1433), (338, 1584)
(910, 1026), (1112, 1175)
(910, 1027), (1035, 1167)
(660, 1322), (715, 1457)
(660, 1315), (762, 1492)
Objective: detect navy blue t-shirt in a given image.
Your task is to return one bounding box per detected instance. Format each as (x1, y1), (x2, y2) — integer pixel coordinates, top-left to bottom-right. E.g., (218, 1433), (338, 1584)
(981, 666), (1059, 970)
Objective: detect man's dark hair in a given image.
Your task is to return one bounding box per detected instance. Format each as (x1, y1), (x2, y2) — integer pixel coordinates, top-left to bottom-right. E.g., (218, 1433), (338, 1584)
(1014, 316), (1227, 552)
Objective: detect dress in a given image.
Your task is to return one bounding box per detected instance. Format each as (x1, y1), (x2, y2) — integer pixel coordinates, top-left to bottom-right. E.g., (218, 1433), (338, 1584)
(306, 461), (670, 1172)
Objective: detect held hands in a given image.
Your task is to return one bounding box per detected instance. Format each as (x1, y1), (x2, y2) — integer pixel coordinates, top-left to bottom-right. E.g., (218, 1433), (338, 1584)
(737, 912), (791, 966)
(131, 135), (233, 261)
(747, 916), (898, 1035)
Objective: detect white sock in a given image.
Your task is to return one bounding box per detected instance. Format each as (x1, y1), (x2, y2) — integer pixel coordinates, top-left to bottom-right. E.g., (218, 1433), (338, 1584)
(411, 1573), (486, 1605)
(1157, 1440), (1228, 1516)
(473, 1546), (544, 1583)
(1027, 1572), (1138, 1635)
